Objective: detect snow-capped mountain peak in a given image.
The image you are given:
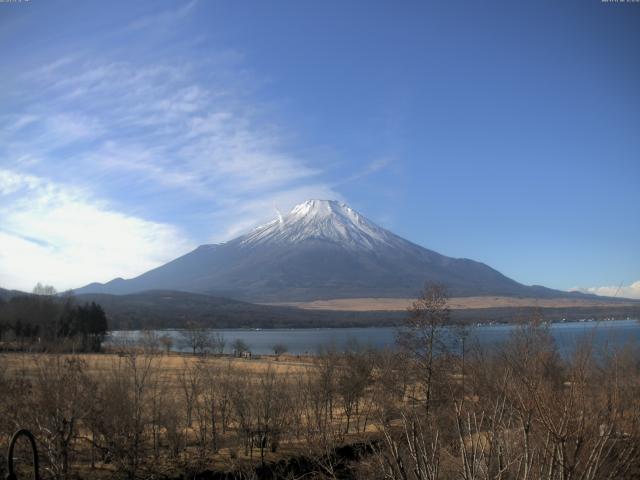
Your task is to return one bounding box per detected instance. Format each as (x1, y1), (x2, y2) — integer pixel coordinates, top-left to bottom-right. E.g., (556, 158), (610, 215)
(240, 199), (398, 250)
(74, 198), (564, 302)
(290, 199), (352, 218)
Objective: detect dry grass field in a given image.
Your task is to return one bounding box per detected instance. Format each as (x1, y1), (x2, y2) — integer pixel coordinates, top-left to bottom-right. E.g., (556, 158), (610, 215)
(1, 351), (313, 378)
(266, 295), (638, 311)
(0, 349), (380, 478)
(2, 307), (640, 479)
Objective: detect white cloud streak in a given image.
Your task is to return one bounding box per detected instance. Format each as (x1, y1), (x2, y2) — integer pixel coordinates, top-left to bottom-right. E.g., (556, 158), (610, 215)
(0, 170), (193, 291)
(571, 281), (640, 300)
(126, 0), (199, 32)
(9, 55), (329, 201)
(0, 15), (343, 289)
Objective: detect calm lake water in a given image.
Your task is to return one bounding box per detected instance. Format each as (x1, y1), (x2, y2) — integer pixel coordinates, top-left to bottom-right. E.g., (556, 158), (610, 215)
(107, 319), (640, 357)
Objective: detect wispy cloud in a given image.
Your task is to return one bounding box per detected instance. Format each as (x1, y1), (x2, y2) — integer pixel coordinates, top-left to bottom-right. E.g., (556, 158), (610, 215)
(333, 157), (394, 186)
(0, 8), (342, 289)
(126, 0), (199, 32)
(570, 281), (640, 300)
(7, 55), (328, 200)
(0, 170), (193, 291)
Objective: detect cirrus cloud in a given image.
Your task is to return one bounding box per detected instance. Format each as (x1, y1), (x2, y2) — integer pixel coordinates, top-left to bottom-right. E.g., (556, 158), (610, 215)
(0, 2), (349, 291)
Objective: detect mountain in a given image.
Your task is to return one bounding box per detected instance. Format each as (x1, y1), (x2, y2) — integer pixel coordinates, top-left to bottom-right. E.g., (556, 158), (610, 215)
(0, 287), (27, 301)
(74, 199), (589, 301)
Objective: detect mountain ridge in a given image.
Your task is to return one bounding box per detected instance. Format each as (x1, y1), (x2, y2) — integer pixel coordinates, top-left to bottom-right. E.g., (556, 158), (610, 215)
(73, 200), (600, 302)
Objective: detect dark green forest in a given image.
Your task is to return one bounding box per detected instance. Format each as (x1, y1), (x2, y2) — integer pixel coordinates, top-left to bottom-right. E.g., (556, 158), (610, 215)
(0, 293), (108, 351)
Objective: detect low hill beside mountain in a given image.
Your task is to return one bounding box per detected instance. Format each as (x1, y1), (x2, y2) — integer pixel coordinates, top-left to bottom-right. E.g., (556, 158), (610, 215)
(75, 290), (640, 330)
(74, 290), (403, 330)
(3, 287), (637, 330)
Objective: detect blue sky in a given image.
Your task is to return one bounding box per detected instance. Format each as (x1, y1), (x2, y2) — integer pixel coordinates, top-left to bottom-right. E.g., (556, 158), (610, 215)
(0, 0), (638, 297)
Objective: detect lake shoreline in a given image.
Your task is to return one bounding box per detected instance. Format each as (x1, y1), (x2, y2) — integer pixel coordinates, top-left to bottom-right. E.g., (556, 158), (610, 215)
(107, 315), (638, 333)
(106, 318), (640, 357)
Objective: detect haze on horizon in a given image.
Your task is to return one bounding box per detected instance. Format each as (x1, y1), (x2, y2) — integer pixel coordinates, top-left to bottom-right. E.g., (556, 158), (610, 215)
(0, 0), (638, 297)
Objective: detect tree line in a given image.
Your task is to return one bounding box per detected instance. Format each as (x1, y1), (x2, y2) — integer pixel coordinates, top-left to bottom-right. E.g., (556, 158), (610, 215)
(0, 284), (108, 352)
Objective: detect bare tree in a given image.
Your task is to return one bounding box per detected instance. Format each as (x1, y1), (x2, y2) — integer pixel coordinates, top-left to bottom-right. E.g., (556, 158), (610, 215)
(272, 342), (288, 359)
(337, 347), (372, 434)
(210, 332), (226, 355)
(32, 283), (57, 296)
(197, 360), (222, 453)
(178, 358), (201, 428)
(28, 356), (92, 480)
(159, 334), (173, 354)
(398, 283), (450, 415)
(180, 323), (210, 355)
(254, 366), (292, 462)
(232, 338), (250, 356)
(229, 374), (255, 456)
(86, 354), (158, 480)
(140, 330), (160, 354)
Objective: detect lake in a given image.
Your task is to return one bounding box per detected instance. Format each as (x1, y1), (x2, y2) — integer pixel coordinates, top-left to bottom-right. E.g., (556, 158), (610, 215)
(106, 319), (640, 357)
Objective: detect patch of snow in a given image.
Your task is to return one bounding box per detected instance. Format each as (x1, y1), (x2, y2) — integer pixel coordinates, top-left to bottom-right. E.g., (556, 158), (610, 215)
(240, 200), (403, 250)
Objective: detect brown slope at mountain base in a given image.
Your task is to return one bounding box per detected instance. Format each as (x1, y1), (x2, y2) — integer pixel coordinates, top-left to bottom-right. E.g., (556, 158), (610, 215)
(263, 296), (638, 312)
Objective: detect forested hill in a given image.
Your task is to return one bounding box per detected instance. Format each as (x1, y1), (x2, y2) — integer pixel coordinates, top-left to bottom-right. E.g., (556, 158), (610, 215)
(74, 290), (402, 330)
(76, 290), (640, 330)
(0, 287), (24, 301)
(2, 288), (638, 332)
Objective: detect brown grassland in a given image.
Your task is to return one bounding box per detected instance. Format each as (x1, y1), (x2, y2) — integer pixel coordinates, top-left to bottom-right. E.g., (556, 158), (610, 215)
(265, 296), (638, 311)
(1, 287), (640, 480)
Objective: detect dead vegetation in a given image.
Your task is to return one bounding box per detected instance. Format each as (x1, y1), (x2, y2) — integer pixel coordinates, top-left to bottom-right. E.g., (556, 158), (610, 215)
(1, 286), (639, 479)
(265, 296), (638, 312)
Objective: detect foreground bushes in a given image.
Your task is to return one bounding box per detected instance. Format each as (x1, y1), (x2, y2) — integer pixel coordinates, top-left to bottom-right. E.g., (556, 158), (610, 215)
(1, 292), (639, 479)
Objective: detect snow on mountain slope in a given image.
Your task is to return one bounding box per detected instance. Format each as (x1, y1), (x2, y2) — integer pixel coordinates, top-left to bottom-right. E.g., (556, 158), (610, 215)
(240, 200), (400, 250)
(74, 199), (586, 301)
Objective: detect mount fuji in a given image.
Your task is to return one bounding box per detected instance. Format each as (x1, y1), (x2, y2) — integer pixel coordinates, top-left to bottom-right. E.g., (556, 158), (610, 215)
(75, 200), (576, 301)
